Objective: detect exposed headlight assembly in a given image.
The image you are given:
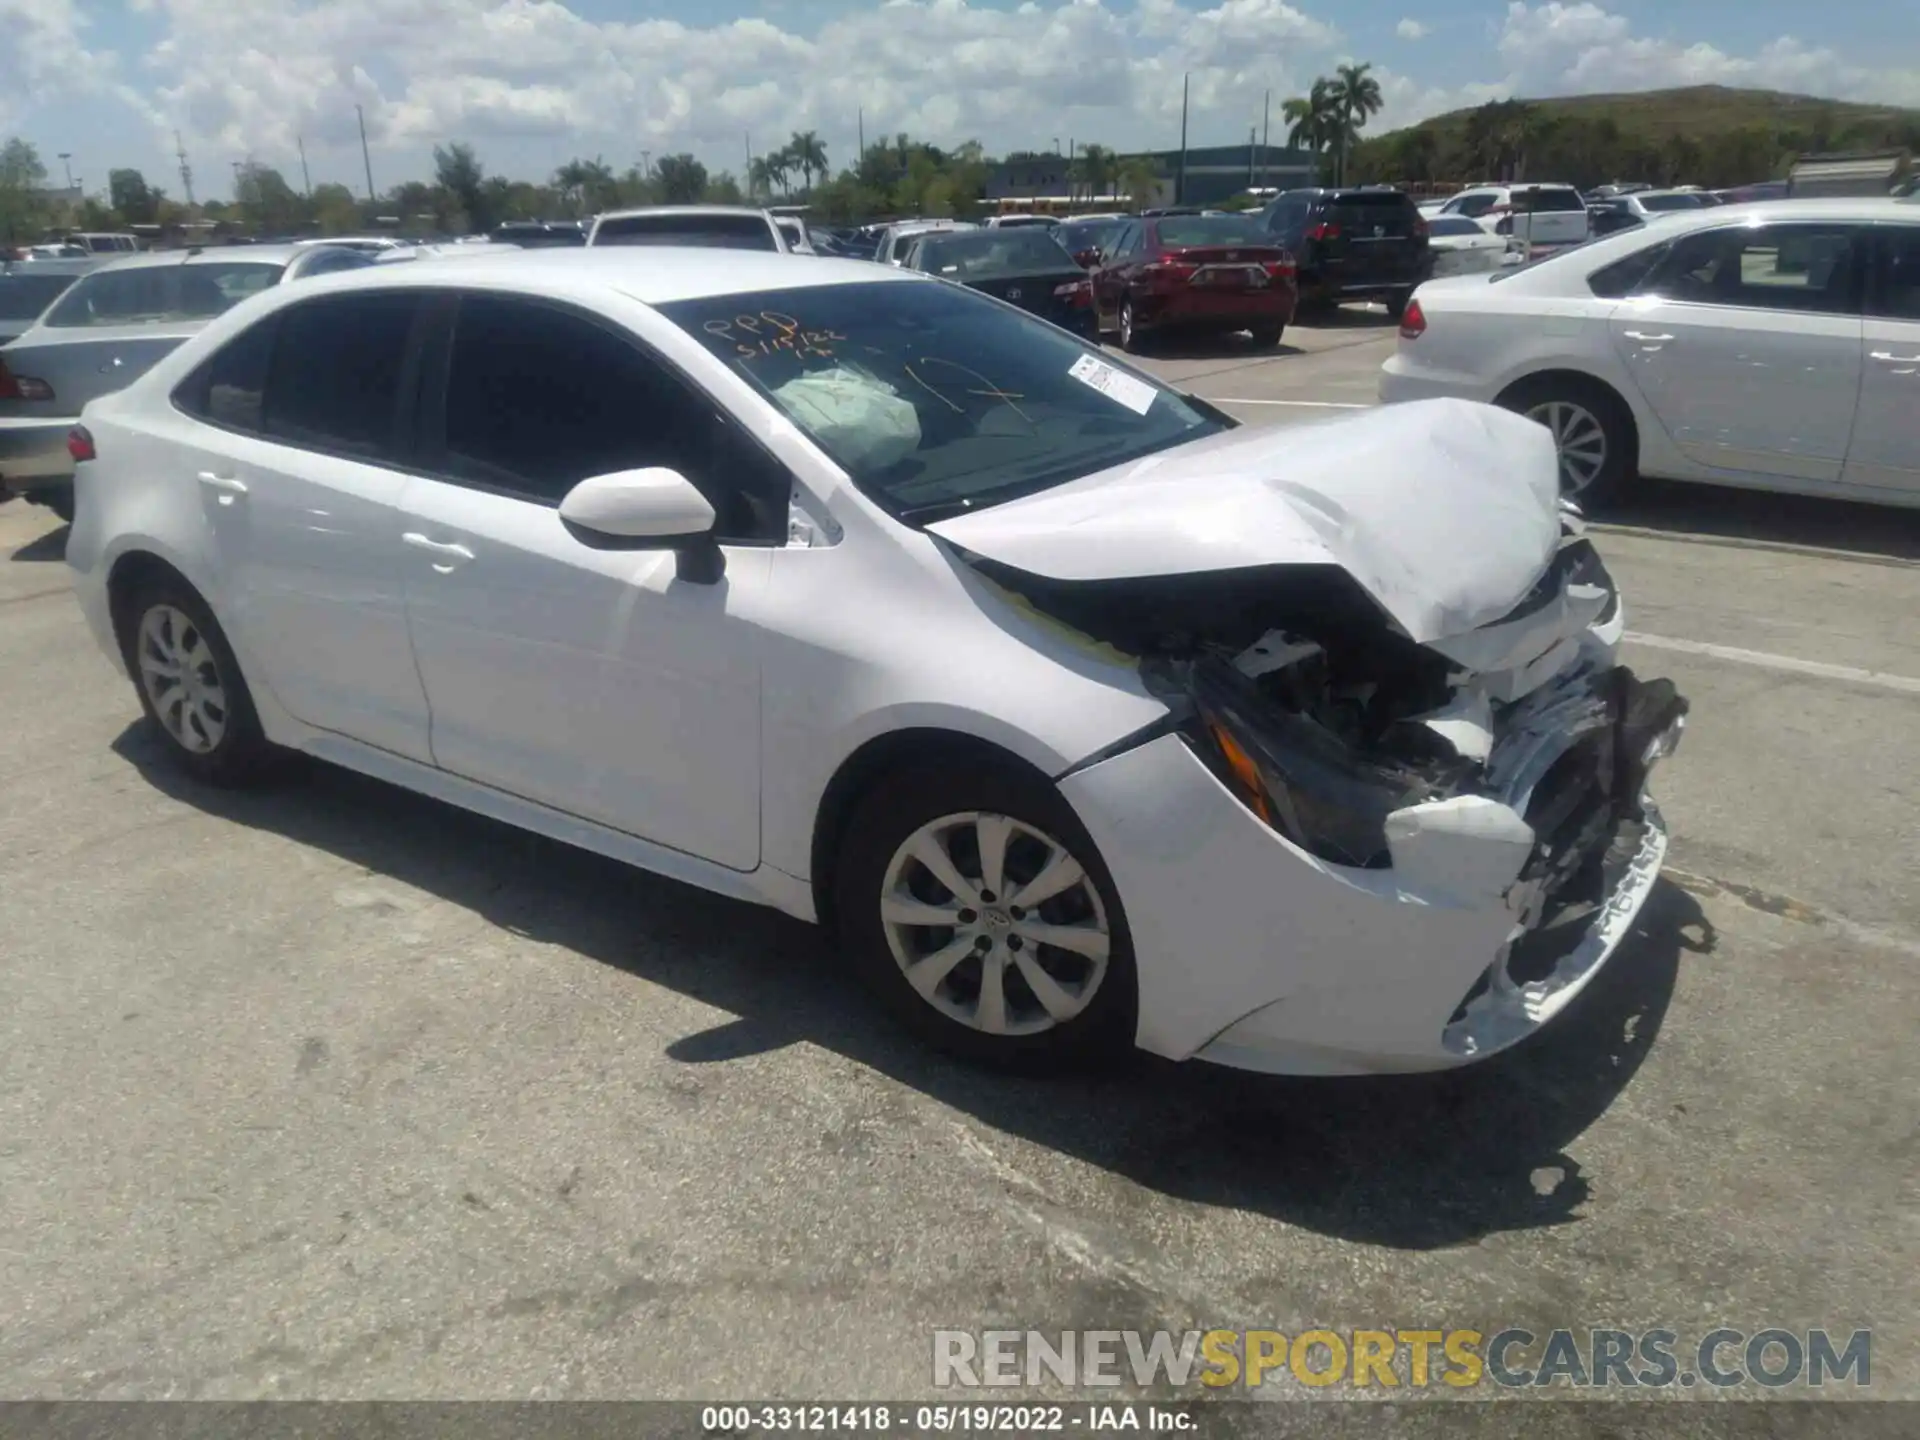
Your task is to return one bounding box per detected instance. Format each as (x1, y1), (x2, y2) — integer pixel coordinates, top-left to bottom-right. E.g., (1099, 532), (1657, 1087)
(1159, 658), (1465, 869)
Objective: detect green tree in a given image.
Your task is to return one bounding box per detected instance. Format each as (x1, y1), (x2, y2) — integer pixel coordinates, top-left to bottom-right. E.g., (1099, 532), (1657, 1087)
(234, 161), (307, 233)
(0, 137), (51, 245)
(653, 153), (708, 204)
(704, 171), (745, 205)
(1075, 143), (1116, 203)
(108, 168), (162, 225)
(311, 182), (363, 234)
(1328, 62), (1384, 185)
(433, 142), (491, 230)
(1117, 156), (1162, 208)
(787, 131), (828, 194)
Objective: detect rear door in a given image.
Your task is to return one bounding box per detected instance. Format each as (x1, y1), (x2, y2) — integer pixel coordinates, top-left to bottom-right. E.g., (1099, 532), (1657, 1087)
(181, 290), (436, 761)
(1612, 221), (1866, 483)
(1324, 192), (1427, 286)
(1844, 224), (1920, 497)
(1507, 186), (1589, 249)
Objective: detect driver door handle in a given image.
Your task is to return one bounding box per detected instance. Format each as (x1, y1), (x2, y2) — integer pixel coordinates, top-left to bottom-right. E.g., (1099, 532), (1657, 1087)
(1870, 350), (1920, 363)
(402, 532), (475, 572)
(1622, 331), (1674, 343)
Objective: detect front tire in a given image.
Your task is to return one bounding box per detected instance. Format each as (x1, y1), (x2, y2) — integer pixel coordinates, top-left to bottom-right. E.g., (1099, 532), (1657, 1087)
(119, 577), (277, 786)
(1497, 375), (1635, 506)
(834, 762), (1137, 1071)
(1118, 298), (1144, 353)
(1249, 323), (1285, 348)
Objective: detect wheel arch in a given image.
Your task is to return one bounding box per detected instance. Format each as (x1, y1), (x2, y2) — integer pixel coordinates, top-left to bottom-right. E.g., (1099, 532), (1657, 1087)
(808, 727), (1062, 933)
(105, 549), (202, 661)
(1493, 366), (1643, 474)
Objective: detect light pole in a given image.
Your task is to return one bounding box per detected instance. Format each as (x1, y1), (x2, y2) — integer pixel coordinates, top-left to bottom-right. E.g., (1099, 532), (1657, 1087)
(58, 153), (74, 190)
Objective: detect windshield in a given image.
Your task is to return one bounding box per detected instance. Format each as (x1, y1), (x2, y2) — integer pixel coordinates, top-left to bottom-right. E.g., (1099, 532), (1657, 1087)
(594, 213), (778, 250)
(659, 280), (1223, 519)
(1154, 215), (1266, 247)
(912, 230), (1074, 276)
(0, 272), (81, 321)
(42, 261), (284, 327)
(1058, 219), (1123, 252)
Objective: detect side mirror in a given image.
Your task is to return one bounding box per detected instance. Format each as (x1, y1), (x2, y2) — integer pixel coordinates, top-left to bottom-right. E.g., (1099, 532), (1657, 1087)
(558, 467), (726, 583)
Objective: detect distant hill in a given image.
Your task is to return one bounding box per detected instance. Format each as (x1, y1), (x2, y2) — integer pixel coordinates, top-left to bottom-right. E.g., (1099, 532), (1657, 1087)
(1352, 85), (1920, 189)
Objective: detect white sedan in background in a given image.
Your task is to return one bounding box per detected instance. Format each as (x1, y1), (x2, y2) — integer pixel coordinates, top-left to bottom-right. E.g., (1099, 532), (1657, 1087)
(1381, 197), (1920, 505)
(1424, 215), (1524, 277)
(65, 250), (1685, 1078)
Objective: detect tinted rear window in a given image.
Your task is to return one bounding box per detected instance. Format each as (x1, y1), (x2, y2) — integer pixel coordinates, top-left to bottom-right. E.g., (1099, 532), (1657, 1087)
(914, 231), (1074, 276)
(0, 272), (80, 321)
(1513, 187), (1586, 213)
(1640, 193), (1706, 212)
(43, 262), (284, 327)
(1426, 216), (1487, 237)
(594, 214), (778, 250)
(1155, 215), (1266, 247)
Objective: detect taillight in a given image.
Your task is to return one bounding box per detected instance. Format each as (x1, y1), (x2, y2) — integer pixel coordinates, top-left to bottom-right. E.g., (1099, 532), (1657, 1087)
(1305, 222), (1343, 242)
(1412, 216), (1429, 238)
(0, 359), (54, 402)
(67, 425), (96, 463)
(1399, 299), (1427, 339)
(1052, 279), (1092, 307)
(1263, 257), (1297, 282)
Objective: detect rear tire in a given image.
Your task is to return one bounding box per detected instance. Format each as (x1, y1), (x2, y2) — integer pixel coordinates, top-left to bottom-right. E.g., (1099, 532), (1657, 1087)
(1249, 324), (1285, 348)
(40, 486), (74, 523)
(1497, 375), (1635, 507)
(1384, 293), (1410, 320)
(834, 761), (1137, 1073)
(118, 576), (278, 787)
(1119, 298), (1145, 353)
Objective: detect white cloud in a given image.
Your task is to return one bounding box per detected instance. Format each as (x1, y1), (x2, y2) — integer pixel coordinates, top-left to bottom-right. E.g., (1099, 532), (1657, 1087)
(5, 0), (1917, 188)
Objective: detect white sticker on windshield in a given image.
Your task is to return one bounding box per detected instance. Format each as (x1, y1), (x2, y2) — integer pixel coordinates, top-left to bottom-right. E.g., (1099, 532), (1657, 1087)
(1068, 353), (1156, 416)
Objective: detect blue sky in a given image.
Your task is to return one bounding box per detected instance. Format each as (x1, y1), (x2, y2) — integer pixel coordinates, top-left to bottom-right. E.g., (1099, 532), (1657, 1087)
(4, 0), (1913, 201)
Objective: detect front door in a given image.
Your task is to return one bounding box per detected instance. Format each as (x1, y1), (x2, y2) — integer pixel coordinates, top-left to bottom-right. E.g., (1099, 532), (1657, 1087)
(1844, 224), (1920, 498)
(397, 293), (788, 872)
(1611, 221), (1866, 483)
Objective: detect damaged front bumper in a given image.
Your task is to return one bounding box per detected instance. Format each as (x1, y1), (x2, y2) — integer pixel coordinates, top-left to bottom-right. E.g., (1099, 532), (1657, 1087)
(1057, 658), (1687, 1075)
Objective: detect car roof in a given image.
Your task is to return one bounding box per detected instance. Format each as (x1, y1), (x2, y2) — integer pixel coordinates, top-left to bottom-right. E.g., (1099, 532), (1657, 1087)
(595, 205), (774, 221)
(2, 257), (102, 276)
(77, 244), (310, 273)
(272, 245), (926, 306)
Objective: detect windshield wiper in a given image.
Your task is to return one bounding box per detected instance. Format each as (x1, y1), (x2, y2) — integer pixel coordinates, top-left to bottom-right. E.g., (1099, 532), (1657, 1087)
(896, 496), (985, 523)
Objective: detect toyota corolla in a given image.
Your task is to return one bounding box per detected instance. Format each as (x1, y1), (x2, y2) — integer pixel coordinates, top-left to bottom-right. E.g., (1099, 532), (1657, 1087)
(64, 249), (1687, 1074)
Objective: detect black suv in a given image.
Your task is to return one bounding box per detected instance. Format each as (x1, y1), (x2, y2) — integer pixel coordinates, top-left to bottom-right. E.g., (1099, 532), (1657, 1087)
(1255, 187), (1429, 315)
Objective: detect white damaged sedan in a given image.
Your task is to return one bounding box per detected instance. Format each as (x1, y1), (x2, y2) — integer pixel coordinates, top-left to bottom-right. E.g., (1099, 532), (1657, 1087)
(64, 249), (1688, 1075)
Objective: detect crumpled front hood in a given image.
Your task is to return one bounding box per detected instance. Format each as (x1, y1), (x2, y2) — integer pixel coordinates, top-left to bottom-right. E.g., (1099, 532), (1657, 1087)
(928, 397), (1563, 645)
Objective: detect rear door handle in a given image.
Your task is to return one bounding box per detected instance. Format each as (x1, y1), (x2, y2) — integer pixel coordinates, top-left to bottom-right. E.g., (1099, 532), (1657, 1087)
(1622, 331), (1674, 343)
(402, 532), (475, 572)
(197, 471), (248, 505)
(1870, 351), (1920, 363)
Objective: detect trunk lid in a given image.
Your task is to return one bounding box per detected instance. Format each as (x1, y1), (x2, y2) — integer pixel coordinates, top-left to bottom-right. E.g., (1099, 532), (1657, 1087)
(967, 268), (1092, 324)
(0, 324), (203, 420)
(927, 397), (1564, 646)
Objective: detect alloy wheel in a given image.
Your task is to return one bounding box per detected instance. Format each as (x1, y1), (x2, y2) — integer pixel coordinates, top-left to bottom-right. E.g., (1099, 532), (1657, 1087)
(1526, 398), (1609, 496)
(879, 811), (1110, 1037)
(1119, 301), (1136, 350)
(136, 603), (228, 754)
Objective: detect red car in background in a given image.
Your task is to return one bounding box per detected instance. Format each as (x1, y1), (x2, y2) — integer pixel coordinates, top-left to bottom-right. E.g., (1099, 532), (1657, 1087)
(1090, 213), (1298, 351)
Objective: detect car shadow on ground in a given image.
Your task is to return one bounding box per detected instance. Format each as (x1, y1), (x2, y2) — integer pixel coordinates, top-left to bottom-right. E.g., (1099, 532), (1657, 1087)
(114, 724), (1702, 1251)
(8, 525), (68, 564)
(1598, 482), (1920, 564)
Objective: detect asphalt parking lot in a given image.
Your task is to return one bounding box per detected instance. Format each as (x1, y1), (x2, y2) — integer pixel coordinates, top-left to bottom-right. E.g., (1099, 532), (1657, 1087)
(3, 308), (1917, 1405)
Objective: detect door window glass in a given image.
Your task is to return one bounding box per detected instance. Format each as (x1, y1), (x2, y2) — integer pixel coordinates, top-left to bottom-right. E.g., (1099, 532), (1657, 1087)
(261, 293), (419, 459)
(438, 294), (789, 543)
(1871, 227), (1920, 321)
(1646, 224), (1863, 315)
(175, 314), (278, 433)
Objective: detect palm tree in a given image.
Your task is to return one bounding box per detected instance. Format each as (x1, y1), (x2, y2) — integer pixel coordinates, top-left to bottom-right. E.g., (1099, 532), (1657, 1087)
(1075, 143), (1115, 204)
(1328, 62), (1384, 185)
(765, 148), (793, 199)
(1282, 79), (1339, 160)
(787, 131), (828, 195)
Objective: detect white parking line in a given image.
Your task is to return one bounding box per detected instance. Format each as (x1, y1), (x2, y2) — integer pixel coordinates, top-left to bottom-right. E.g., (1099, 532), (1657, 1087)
(1209, 398), (1372, 408)
(1624, 631), (1920, 696)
